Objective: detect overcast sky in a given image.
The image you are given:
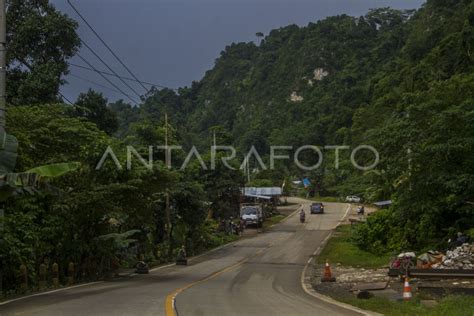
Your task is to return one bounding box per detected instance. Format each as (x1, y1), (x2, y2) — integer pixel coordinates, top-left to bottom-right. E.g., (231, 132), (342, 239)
(52, 0), (425, 104)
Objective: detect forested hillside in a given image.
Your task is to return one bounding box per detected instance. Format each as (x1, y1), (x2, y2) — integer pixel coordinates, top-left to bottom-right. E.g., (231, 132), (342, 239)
(1, 0), (473, 296)
(113, 0), (474, 251)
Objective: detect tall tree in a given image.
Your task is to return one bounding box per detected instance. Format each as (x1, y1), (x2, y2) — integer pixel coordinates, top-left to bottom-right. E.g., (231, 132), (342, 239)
(6, 0), (80, 105)
(74, 89), (118, 135)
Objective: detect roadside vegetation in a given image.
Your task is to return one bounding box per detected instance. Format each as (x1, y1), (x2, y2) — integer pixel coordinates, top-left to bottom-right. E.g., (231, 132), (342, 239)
(309, 196), (343, 203)
(1, 0), (473, 304)
(317, 225), (390, 269)
(263, 214), (287, 229)
(341, 295), (474, 316)
(317, 225), (474, 315)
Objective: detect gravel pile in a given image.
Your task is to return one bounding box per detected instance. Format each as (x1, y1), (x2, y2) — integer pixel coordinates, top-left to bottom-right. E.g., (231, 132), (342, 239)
(432, 244), (474, 269)
(321, 266), (389, 283)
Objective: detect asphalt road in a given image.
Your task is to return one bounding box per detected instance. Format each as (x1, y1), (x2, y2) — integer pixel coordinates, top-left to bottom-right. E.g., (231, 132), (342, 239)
(0, 198), (361, 316)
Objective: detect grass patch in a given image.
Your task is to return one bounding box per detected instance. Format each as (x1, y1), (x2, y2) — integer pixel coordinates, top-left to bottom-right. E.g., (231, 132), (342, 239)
(309, 196), (343, 203)
(317, 225), (474, 315)
(263, 214), (286, 229)
(317, 225), (390, 268)
(279, 201), (299, 207)
(340, 295), (474, 316)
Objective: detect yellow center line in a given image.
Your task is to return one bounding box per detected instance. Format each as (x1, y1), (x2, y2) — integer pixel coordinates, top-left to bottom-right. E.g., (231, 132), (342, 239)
(165, 258), (248, 316)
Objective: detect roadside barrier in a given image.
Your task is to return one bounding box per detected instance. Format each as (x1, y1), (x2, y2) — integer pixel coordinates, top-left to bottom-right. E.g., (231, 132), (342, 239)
(403, 277), (412, 301)
(38, 263), (47, 290)
(52, 262), (59, 287)
(19, 264), (28, 292)
(321, 261), (336, 282)
(67, 262), (75, 286)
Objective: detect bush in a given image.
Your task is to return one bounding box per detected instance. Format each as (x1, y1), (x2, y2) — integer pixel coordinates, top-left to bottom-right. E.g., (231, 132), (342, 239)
(468, 228), (474, 240)
(352, 209), (395, 254)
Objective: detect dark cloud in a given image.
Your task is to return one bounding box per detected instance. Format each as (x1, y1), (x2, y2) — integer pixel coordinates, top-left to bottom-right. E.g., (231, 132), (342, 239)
(52, 0), (424, 103)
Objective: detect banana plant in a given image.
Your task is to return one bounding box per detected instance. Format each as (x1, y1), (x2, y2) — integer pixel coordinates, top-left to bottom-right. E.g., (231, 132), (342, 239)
(96, 230), (141, 250)
(0, 131), (80, 202)
(0, 133), (80, 295)
(0, 131), (18, 175)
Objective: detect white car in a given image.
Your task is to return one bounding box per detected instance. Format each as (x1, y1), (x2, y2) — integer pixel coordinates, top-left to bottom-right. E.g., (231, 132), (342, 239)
(345, 195), (361, 203)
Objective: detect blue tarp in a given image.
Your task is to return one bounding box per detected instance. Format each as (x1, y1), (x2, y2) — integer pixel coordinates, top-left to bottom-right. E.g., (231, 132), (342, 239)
(302, 178), (311, 188)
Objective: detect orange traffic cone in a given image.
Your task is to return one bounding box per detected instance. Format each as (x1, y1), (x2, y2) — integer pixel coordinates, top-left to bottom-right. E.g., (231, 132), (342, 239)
(321, 261), (336, 282)
(403, 277), (412, 301)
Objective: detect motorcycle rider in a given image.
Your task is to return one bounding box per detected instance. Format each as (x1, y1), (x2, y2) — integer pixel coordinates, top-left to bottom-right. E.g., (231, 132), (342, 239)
(299, 209), (305, 223)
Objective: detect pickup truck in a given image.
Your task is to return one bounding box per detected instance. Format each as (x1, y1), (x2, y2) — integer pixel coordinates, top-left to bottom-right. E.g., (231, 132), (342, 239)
(240, 204), (264, 228)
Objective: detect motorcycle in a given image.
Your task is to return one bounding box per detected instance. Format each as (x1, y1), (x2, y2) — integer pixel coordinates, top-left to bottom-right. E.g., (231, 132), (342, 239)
(299, 211), (305, 223)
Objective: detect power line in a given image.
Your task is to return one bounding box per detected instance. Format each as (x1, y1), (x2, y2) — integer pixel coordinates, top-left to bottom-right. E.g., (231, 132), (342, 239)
(68, 73), (123, 95)
(67, 0), (149, 93)
(58, 91), (73, 105)
(80, 39), (143, 99)
(68, 62), (174, 91)
(76, 53), (139, 105)
(14, 56), (73, 106)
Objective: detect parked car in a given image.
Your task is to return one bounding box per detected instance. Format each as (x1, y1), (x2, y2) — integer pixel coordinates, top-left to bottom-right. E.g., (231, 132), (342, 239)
(310, 202), (324, 214)
(345, 195), (361, 203)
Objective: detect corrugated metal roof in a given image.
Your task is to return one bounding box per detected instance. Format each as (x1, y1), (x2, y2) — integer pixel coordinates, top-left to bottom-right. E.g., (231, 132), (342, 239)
(243, 194), (272, 200)
(243, 187), (282, 196)
(374, 200), (392, 207)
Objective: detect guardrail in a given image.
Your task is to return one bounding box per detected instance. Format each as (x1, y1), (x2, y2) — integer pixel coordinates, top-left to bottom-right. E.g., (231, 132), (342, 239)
(389, 268), (474, 278)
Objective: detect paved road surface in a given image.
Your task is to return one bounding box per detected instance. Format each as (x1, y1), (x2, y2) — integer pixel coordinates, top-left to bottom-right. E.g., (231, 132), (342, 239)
(0, 198), (361, 316)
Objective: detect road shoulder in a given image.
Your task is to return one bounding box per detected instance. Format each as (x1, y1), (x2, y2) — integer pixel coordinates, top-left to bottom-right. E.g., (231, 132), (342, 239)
(300, 203), (382, 316)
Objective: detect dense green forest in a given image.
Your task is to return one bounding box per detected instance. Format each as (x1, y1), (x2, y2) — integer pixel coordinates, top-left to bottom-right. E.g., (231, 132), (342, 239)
(125, 0), (473, 252)
(1, 0), (473, 295)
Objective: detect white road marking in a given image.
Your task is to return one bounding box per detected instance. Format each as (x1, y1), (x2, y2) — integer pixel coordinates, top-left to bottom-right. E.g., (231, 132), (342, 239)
(300, 202), (381, 316)
(0, 281), (104, 306)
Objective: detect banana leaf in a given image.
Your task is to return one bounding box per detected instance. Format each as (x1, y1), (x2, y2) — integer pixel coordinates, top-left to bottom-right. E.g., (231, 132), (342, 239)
(0, 162), (81, 201)
(26, 162), (81, 177)
(97, 229), (140, 249)
(0, 131), (18, 174)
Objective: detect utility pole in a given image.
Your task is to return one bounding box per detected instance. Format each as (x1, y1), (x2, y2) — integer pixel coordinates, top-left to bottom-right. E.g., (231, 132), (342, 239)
(0, 0), (6, 133)
(164, 113), (171, 243)
(406, 111), (412, 191)
(0, 0), (6, 297)
(246, 158), (251, 184)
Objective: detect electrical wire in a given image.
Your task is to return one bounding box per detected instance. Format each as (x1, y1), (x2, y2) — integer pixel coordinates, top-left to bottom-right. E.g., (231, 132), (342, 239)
(58, 91), (74, 105)
(68, 73), (123, 95)
(68, 62), (175, 91)
(76, 53), (139, 105)
(80, 39), (143, 99)
(14, 56), (74, 106)
(67, 0), (149, 93)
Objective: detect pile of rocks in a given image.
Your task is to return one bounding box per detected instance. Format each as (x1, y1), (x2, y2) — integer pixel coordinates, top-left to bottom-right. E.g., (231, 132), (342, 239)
(332, 267), (389, 283)
(432, 244), (474, 269)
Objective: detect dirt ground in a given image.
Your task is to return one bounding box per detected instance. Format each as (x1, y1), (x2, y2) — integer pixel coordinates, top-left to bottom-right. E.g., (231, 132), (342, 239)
(312, 264), (400, 301)
(312, 263), (474, 302)
(312, 202), (474, 301)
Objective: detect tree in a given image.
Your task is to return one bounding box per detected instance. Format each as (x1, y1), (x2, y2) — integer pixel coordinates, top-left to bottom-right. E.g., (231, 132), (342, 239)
(73, 89), (119, 135)
(6, 0), (80, 105)
(189, 153), (244, 220)
(109, 100), (139, 138)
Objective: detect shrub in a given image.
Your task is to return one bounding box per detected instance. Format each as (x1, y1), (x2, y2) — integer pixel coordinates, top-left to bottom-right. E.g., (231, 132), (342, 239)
(352, 209), (395, 254)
